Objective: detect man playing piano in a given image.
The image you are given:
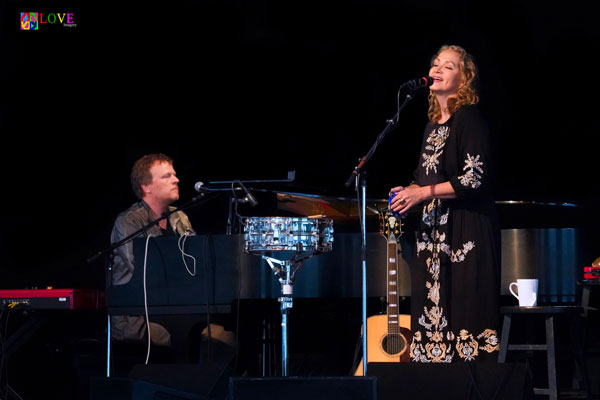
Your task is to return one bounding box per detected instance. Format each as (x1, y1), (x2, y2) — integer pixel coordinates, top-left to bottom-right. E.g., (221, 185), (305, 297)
(110, 153), (195, 347)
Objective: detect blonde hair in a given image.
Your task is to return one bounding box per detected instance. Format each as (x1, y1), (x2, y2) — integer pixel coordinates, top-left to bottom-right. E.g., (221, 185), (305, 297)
(428, 44), (479, 123)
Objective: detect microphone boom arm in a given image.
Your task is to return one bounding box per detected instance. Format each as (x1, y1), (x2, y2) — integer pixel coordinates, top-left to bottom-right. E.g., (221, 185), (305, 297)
(85, 192), (216, 265)
(344, 91), (416, 187)
(343, 84), (420, 377)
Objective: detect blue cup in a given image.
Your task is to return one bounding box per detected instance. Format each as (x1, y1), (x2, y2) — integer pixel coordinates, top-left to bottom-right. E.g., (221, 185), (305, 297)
(388, 192), (406, 218)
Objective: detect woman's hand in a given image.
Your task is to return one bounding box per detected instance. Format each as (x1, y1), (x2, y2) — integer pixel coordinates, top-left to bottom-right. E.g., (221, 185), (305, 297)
(389, 184), (425, 215)
(389, 182), (457, 214)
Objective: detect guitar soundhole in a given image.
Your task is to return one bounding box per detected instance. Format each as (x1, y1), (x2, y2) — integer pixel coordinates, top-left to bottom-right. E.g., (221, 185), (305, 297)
(382, 334), (407, 355)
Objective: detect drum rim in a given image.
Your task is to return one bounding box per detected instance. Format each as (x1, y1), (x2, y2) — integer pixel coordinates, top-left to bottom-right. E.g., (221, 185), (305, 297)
(243, 216), (333, 222)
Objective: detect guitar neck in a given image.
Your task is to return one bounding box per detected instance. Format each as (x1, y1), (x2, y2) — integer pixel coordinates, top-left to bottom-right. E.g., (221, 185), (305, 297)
(387, 235), (400, 334)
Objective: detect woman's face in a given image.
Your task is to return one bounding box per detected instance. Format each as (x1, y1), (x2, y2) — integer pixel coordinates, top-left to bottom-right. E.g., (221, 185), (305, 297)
(429, 49), (463, 97)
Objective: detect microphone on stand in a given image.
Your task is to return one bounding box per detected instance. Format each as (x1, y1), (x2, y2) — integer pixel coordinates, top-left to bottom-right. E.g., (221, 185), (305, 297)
(194, 182), (211, 193)
(400, 76), (434, 91)
(194, 180), (258, 206)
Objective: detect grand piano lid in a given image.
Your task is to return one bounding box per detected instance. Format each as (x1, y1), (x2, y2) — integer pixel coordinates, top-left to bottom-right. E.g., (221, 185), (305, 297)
(495, 199), (585, 229)
(274, 191), (587, 229)
(274, 190), (421, 232)
(496, 200), (579, 207)
(276, 192), (580, 215)
(276, 191), (384, 218)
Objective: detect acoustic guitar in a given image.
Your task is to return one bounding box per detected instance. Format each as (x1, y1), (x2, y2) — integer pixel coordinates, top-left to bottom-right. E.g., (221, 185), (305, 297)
(355, 210), (411, 375)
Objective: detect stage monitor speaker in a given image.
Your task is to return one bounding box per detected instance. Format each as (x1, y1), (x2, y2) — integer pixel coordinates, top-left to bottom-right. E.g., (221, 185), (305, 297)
(367, 362), (534, 400)
(89, 377), (204, 400)
(229, 376), (376, 400)
(128, 362), (234, 400)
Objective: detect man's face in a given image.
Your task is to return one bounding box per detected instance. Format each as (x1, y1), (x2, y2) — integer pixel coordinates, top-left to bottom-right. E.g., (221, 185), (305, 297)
(142, 161), (180, 205)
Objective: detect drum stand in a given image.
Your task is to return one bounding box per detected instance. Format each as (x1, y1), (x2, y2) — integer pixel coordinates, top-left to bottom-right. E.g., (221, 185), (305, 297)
(262, 253), (312, 376)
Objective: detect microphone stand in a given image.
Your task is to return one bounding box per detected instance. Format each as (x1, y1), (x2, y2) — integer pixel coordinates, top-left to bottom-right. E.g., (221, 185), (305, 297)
(209, 171), (296, 235)
(344, 88), (419, 377)
(226, 193), (233, 235)
(200, 185), (249, 235)
(86, 193), (210, 266)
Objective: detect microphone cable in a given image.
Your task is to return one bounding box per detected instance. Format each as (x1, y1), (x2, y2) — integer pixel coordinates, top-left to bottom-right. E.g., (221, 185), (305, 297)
(177, 232), (197, 277)
(143, 234), (154, 365)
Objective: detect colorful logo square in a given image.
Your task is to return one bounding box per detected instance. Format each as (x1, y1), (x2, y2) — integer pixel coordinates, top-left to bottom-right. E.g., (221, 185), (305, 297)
(20, 12), (38, 30)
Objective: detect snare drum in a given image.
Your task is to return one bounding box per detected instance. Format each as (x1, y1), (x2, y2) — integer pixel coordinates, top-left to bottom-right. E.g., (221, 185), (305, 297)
(243, 216), (333, 254)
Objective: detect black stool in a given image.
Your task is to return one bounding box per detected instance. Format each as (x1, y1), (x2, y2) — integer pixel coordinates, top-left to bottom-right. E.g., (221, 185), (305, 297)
(497, 306), (584, 400)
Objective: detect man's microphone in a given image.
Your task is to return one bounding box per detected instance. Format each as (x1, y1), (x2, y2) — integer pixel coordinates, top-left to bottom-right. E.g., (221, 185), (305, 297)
(196, 180), (258, 206)
(194, 181), (210, 193)
(401, 76), (434, 90)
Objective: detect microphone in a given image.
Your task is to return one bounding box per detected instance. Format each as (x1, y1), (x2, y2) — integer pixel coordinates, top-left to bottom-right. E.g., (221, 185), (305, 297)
(400, 76), (434, 90)
(194, 181), (208, 192)
(237, 181), (258, 207)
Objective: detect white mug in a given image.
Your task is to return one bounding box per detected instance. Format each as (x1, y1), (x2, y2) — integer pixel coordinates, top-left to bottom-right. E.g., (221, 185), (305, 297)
(509, 279), (538, 307)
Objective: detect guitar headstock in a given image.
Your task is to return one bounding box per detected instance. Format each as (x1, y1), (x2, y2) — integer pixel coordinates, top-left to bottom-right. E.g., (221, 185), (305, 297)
(380, 210), (403, 240)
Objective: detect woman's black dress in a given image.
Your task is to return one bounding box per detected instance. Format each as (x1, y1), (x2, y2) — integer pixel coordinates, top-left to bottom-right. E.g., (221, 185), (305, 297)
(408, 105), (501, 363)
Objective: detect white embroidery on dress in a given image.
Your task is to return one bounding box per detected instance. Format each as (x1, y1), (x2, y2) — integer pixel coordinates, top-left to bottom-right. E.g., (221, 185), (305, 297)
(422, 201), (449, 228)
(426, 281), (440, 305)
(478, 329), (500, 353)
(411, 199), (492, 363)
(422, 126), (449, 175)
(458, 153), (484, 189)
(449, 241), (475, 262)
(456, 330), (479, 361)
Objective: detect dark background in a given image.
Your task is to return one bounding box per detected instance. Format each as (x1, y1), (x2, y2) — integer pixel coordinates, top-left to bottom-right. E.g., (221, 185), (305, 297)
(2, 1), (600, 398)
(1, 0), (599, 288)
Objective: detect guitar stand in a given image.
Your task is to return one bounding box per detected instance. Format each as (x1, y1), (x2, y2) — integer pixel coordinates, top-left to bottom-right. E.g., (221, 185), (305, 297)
(262, 252), (312, 376)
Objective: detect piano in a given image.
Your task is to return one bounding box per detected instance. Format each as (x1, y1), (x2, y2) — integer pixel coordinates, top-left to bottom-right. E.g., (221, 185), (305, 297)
(104, 192), (590, 314)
